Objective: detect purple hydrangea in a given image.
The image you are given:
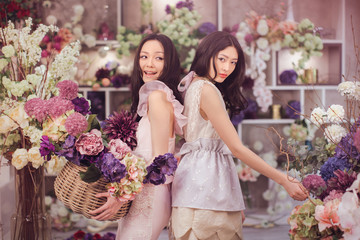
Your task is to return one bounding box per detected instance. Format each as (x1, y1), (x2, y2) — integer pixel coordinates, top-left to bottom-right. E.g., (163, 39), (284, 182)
(176, 0), (193, 10)
(100, 153), (127, 182)
(71, 97), (91, 115)
(285, 100), (301, 119)
(143, 164), (166, 185)
(334, 133), (360, 166)
(230, 99), (258, 125)
(279, 70), (298, 85)
(79, 150), (106, 167)
(198, 22), (217, 36)
(111, 74), (129, 88)
(39, 135), (55, 161)
(56, 135), (80, 165)
(320, 157), (352, 182)
(143, 153), (178, 185)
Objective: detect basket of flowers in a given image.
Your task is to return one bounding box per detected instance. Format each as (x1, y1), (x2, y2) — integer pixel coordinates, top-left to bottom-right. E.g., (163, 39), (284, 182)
(51, 110), (178, 221)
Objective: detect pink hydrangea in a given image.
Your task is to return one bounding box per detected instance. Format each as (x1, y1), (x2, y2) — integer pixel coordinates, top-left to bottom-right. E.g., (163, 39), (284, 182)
(57, 80), (78, 100)
(108, 139), (131, 159)
(24, 98), (48, 122)
(47, 96), (74, 119)
(75, 129), (104, 155)
(65, 112), (88, 136)
(323, 190), (343, 204)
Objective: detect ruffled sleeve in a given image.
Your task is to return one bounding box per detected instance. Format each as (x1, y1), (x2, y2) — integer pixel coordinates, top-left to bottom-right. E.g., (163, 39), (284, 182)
(137, 80), (187, 135)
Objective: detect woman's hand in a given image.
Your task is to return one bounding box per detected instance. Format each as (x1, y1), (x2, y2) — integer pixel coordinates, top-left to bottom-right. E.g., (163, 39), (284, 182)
(89, 192), (124, 221)
(282, 177), (309, 201)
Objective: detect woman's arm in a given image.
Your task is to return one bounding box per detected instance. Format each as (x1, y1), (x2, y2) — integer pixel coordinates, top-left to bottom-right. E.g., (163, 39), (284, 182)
(148, 90), (174, 157)
(200, 84), (308, 201)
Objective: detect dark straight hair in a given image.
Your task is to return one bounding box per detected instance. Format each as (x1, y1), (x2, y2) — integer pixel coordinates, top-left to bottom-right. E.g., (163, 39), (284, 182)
(130, 33), (183, 113)
(190, 31), (247, 115)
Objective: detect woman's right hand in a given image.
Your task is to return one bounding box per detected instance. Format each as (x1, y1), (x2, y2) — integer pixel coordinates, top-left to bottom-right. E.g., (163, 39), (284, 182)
(282, 176), (308, 201)
(89, 192), (124, 221)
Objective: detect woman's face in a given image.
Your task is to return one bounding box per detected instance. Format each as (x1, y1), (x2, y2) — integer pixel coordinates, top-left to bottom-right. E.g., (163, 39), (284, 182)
(139, 40), (165, 83)
(209, 46), (238, 83)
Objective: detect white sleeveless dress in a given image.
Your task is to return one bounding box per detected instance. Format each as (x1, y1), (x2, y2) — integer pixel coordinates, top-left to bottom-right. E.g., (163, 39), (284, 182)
(171, 74), (245, 240)
(116, 80), (186, 240)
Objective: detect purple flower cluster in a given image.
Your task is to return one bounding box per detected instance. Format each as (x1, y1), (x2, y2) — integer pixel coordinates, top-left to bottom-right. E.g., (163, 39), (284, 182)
(279, 69), (297, 85)
(39, 135), (55, 161)
(56, 135), (80, 165)
(198, 22), (217, 36)
(231, 99), (258, 125)
(71, 97), (91, 115)
(100, 153), (127, 182)
(144, 153), (177, 185)
(334, 133), (360, 165)
(285, 100), (301, 119)
(302, 174), (326, 197)
(111, 74), (130, 88)
(320, 157), (352, 181)
(95, 67), (111, 81)
(175, 0), (193, 10)
(57, 80), (78, 100)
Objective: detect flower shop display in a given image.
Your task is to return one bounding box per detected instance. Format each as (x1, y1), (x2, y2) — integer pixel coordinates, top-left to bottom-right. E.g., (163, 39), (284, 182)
(285, 80), (360, 239)
(0, 18), (81, 240)
(236, 7), (323, 111)
(0, 0), (42, 26)
(92, 61), (132, 90)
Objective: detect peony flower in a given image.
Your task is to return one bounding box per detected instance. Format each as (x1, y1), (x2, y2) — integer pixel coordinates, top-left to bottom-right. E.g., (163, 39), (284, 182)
(314, 199), (341, 232)
(326, 104), (345, 124)
(12, 148), (29, 170)
(75, 129), (104, 155)
(64, 112), (88, 136)
(0, 115), (18, 134)
(108, 139), (131, 160)
(45, 155), (67, 175)
(28, 147), (45, 169)
(103, 111), (138, 150)
(324, 124), (347, 144)
(57, 80), (78, 100)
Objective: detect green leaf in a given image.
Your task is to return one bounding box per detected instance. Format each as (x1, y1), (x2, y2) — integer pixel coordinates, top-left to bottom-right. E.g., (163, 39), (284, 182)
(79, 164), (102, 183)
(86, 114), (101, 132)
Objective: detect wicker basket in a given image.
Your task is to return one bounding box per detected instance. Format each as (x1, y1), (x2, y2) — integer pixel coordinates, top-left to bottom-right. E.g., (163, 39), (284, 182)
(54, 161), (131, 221)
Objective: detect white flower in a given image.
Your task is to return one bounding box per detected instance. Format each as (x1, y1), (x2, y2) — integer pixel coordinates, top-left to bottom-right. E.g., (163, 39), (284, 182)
(46, 15), (57, 25)
(271, 40), (282, 51)
(266, 206), (275, 215)
(45, 156), (67, 174)
(324, 124), (347, 144)
(72, 25), (83, 39)
(337, 191), (360, 239)
(277, 190), (288, 200)
(256, 19), (269, 36)
(45, 196), (53, 206)
(12, 148), (29, 170)
(327, 104), (345, 124)
(338, 81), (355, 97)
(256, 37), (269, 50)
(2, 45), (15, 58)
(274, 202), (285, 213)
(0, 59), (8, 71)
(253, 141), (263, 152)
(24, 125), (43, 145)
(73, 4), (85, 16)
(57, 206), (69, 217)
(0, 115), (17, 134)
(70, 213), (82, 222)
(283, 125), (291, 136)
(28, 147), (44, 169)
(263, 189), (275, 201)
(310, 107), (327, 125)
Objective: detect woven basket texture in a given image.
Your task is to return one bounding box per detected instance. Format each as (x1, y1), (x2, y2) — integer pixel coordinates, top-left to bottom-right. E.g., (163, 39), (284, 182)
(54, 161), (130, 221)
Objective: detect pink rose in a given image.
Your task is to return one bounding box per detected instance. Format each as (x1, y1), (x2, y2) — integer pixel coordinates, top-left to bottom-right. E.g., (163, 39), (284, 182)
(108, 139), (131, 159)
(75, 129), (104, 155)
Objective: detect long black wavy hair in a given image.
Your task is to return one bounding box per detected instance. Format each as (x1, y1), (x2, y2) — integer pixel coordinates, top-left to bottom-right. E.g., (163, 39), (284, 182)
(130, 33), (183, 113)
(190, 31), (247, 116)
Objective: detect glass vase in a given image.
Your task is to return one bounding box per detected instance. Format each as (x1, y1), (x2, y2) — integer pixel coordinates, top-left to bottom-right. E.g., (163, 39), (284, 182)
(10, 165), (51, 240)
